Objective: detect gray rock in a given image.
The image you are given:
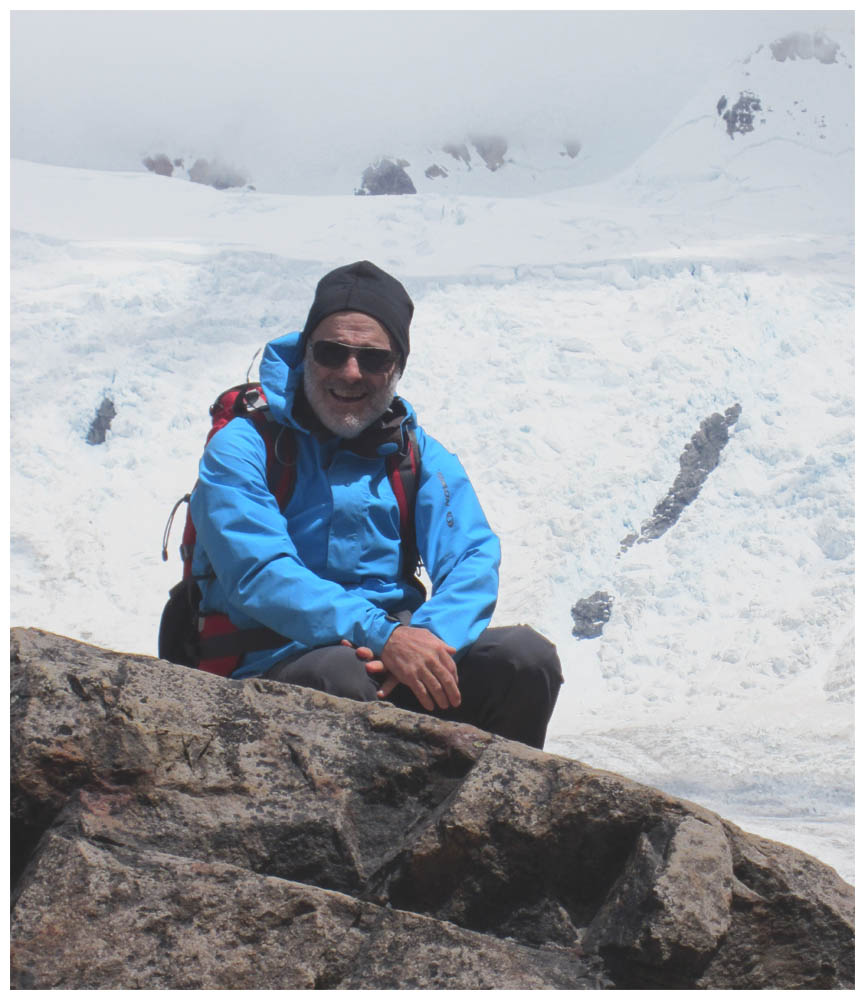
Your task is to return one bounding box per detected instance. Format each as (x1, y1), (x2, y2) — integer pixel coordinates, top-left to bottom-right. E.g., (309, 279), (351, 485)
(356, 158), (416, 196)
(188, 158), (248, 191)
(442, 142), (471, 166)
(620, 404), (741, 552)
(10, 628), (854, 989)
(86, 396), (116, 445)
(720, 92), (762, 139)
(12, 832), (605, 989)
(770, 31), (840, 64)
(470, 134), (508, 171)
(142, 154), (173, 177)
(571, 590), (614, 639)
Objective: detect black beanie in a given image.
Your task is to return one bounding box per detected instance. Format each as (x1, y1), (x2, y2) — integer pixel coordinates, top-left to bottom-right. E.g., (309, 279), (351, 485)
(300, 260), (414, 364)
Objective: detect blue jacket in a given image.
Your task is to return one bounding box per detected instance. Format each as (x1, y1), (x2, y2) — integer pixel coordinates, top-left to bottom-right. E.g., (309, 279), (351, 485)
(189, 331), (501, 678)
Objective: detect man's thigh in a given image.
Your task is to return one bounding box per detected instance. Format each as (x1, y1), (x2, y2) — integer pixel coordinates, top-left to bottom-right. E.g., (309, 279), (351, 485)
(265, 644), (380, 702)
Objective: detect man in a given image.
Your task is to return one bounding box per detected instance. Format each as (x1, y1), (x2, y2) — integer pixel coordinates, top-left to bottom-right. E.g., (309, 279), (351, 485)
(190, 261), (562, 748)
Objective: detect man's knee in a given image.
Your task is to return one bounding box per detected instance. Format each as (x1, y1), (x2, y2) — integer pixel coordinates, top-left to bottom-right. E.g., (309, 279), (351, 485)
(457, 625), (563, 749)
(479, 625), (563, 689)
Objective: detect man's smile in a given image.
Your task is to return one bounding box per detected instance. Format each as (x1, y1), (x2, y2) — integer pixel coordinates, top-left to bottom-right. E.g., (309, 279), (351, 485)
(330, 388), (369, 403)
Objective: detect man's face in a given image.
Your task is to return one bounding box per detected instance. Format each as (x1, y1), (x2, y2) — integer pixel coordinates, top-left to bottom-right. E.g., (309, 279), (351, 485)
(303, 312), (402, 438)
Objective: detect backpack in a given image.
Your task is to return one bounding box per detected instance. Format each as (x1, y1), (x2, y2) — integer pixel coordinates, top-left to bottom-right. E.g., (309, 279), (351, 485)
(158, 381), (421, 677)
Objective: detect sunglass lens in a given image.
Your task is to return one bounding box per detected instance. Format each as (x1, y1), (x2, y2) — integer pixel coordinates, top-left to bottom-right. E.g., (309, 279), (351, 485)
(312, 341), (349, 368)
(312, 341), (395, 373)
(358, 348), (396, 373)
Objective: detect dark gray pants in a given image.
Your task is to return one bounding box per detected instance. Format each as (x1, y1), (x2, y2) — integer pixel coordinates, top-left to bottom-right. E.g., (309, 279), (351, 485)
(265, 625), (563, 750)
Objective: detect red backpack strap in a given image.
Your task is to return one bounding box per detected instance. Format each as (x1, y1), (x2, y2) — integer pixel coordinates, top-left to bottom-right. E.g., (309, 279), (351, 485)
(386, 428), (422, 591)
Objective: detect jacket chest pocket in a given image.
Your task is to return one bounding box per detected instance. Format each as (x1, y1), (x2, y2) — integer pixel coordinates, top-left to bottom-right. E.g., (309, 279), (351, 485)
(326, 459), (401, 580)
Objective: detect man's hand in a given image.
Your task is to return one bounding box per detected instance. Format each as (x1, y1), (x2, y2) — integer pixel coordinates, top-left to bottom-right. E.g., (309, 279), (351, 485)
(345, 627), (460, 711)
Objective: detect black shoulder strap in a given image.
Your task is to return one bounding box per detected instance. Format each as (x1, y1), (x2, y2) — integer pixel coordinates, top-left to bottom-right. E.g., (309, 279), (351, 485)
(386, 428), (422, 588)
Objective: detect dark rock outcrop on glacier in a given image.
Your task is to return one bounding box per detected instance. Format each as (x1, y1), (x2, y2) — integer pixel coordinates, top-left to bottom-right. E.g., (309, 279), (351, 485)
(86, 397), (117, 445)
(571, 591), (614, 639)
(356, 158), (417, 196)
(620, 404), (742, 553)
(10, 628), (853, 989)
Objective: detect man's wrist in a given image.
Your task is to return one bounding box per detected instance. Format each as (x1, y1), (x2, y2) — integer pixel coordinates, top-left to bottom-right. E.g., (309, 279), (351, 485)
(367, 616), (401, 656)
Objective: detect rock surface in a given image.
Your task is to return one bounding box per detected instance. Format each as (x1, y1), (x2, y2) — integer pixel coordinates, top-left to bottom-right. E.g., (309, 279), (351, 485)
(11, 628), (854, 989)
(620, 404), (742, 553)
(85, 396), (116, 445)
(571, 590), (614, 640)
(356, 158), (417, 196)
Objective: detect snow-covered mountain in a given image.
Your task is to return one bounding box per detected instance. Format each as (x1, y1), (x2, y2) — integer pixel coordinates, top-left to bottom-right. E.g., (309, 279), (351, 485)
(10, 28), (854, 881)
(348, 29), (854, 200)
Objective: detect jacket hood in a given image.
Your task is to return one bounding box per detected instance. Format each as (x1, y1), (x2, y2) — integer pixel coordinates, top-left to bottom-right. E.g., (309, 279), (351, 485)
(258, 331), (417, 454)
(259, 331), (306, 427)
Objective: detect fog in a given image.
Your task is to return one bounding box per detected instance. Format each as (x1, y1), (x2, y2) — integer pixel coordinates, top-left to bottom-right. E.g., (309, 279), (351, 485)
(11, 10), (850, 193)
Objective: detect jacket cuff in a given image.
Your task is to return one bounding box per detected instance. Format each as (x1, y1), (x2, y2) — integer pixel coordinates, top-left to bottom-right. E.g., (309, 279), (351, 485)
(365, 615), (401, 655)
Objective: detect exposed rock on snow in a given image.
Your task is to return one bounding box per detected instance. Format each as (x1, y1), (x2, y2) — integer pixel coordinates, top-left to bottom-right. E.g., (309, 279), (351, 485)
(470, 134), (508, 171)
(142, 152), (249, 190)
(10, 629), (854, 989)
(141, 153), (173, 177)
(442, 142), (471, 166)
(620, 405), (741, 552)
(719, 91), (763, 139)
(85, 397), (116, 446)
(188, 157), (248, 191)
(770, 31), (840, 64)
(571, 591), (614, 640)
(561, 139), (582, 158)
(356, 157), (417, 196)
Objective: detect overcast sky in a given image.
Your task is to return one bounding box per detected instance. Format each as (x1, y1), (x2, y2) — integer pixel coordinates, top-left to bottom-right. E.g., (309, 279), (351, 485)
(11, 10), (853, 193)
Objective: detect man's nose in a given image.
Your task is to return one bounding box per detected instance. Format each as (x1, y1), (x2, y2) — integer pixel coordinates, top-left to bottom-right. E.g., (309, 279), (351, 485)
(338, 354), (364, 378)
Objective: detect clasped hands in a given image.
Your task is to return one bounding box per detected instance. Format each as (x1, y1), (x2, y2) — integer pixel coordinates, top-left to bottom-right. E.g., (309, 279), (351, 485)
(341, 625), (460, 711)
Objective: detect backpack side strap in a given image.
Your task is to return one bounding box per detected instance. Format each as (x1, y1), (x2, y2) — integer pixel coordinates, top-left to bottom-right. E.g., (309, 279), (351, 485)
(386, 428), (423, 593)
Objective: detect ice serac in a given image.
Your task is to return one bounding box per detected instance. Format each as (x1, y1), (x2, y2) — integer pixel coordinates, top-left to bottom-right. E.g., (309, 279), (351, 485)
(10, 629), (854, 990)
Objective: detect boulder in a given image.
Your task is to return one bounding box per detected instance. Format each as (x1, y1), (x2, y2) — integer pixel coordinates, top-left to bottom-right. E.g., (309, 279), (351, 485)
(10, 628), (854, 989)
(571, 590), (614, 639)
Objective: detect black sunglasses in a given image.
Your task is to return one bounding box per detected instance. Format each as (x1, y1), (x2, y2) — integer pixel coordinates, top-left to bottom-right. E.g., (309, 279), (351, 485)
(311, 340), (397, 374)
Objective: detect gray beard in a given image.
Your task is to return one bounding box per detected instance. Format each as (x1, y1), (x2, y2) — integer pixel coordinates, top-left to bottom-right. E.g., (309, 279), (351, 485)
(303, 363), (401, 439)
